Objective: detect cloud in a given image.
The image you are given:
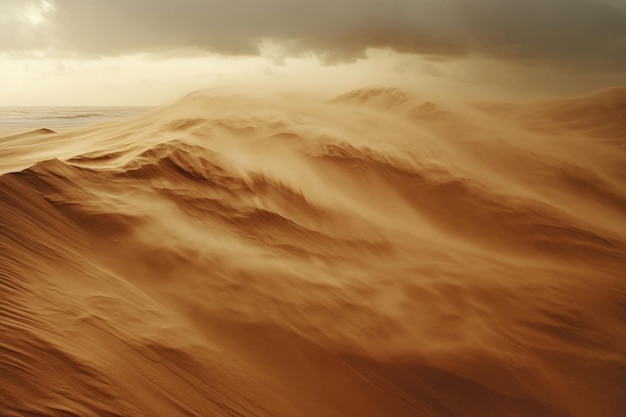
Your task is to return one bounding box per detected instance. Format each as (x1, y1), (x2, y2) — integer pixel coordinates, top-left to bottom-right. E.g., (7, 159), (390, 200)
(2, 0), (625, 70)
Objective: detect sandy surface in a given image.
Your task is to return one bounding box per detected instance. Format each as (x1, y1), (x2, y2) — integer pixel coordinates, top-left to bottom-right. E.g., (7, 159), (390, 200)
(1, 86), (625, 417)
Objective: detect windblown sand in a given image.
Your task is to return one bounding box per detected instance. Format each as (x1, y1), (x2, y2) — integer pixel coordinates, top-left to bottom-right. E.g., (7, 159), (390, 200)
(1, 87), (625, 417)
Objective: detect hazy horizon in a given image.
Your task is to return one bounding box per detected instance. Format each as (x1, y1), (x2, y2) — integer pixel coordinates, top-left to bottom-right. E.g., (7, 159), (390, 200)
(1, 0), (625, 105)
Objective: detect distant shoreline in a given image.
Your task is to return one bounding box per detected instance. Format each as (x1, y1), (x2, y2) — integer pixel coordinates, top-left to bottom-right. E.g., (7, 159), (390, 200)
(0, 106), (154, 138)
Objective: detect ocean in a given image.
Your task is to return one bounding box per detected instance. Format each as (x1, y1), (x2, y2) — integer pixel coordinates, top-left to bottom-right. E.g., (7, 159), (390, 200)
(0, 106), (154, 135)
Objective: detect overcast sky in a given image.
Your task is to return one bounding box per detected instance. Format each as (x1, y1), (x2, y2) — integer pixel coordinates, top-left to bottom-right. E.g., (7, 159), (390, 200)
(1, 0), (625, 105)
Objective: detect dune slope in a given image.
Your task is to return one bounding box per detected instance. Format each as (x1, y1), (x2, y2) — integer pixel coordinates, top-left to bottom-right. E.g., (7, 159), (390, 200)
(1, 87), (625, 417)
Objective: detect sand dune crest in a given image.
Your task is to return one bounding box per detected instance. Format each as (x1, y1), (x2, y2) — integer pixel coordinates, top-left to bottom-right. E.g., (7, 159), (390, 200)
(1, 87), (625, 417)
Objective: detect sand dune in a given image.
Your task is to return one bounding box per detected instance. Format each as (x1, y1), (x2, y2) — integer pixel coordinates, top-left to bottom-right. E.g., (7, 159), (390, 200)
(1, 87), (625, 417)
(475, 87), (626, 145)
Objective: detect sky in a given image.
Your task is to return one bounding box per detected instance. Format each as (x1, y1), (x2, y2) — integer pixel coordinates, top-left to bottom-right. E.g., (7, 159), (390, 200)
(1, 0), (625, 105)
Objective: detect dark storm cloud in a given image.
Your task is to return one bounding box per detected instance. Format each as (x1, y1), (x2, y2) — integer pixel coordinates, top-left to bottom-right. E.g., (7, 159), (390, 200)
(3, 0), (626, 68)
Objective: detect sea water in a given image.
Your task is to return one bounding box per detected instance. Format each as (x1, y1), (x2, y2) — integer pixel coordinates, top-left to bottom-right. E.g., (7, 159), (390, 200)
(0, 106), (153, 134)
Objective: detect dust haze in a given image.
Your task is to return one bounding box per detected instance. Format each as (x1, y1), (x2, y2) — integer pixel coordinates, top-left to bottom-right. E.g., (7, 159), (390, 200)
(1, 86), (625, 416)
